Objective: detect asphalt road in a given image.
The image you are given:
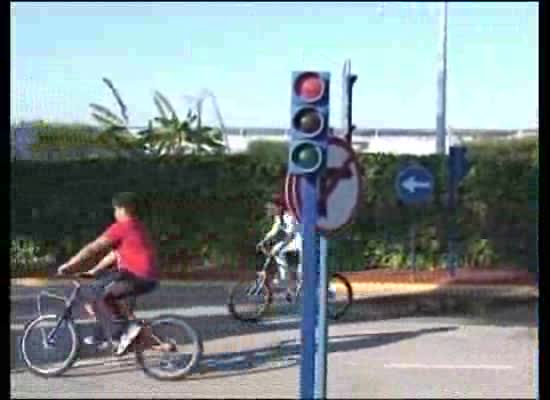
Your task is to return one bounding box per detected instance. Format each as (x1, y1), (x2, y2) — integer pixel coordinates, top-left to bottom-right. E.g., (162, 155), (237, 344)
(11, 282), (538, 399)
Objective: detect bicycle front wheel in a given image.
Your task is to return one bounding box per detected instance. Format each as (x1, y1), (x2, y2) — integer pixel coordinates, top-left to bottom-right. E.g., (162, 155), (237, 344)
(135, 316), (203, 381)
(20, 314), (80, 377)
(327, 273), (353, 320)
(227, 279), (272, 322)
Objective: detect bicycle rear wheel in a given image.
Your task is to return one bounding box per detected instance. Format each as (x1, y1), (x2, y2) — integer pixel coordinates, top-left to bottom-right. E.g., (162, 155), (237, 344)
(20, 314), (80, 377)
(227, 278), (272, 322)
(327, 273), (353, 320)
(135, 316), (203, 381)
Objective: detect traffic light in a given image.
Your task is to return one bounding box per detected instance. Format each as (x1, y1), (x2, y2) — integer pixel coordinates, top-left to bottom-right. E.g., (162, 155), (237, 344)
(288, 71), (330, 175)
(344, 74), (357, 144)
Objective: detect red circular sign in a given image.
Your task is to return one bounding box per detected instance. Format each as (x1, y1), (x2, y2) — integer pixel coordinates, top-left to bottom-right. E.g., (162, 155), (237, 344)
(284, 137), (363, 237)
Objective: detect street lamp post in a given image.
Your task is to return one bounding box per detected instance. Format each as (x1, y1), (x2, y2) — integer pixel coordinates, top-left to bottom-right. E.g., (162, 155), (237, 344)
(436, 2), (448, 155)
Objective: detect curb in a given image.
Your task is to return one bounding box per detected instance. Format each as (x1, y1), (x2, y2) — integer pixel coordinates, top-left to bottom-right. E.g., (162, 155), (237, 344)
(10, 278), (237, 289)
(11, 278), (538, 301)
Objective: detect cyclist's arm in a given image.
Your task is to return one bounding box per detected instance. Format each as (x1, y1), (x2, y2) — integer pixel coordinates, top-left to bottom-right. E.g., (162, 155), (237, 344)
(89, 250), (117, 275)
(262, 217), (282, 242)
(59, 236), (113, 273)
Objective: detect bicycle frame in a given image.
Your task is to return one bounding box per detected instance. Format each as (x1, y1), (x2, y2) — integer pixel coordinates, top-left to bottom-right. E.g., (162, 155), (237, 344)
(42, 280), (81, 345)
(250, 248), (303, 299)
(246, 252), (272, 296)
(37, 279), (137, 345)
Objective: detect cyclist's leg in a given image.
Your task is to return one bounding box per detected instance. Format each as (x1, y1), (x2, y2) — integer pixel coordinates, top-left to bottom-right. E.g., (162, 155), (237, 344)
(82, 269), (118, 318)
(78, 271), (120, 343)
(104, 273), (158, 354)
(99, 275), (139, 340)
(283, 249), (299, 290)
(272, 241), (290, 282)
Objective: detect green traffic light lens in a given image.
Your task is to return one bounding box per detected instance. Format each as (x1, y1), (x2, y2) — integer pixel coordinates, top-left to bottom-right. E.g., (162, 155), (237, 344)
(292, 108), (324, 135)
(291, 142), (322, 171)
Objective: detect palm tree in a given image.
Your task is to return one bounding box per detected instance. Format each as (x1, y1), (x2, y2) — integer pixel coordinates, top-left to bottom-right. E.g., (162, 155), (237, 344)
(88, 78), (147, 159)
(144, 91), (226, 157)
(28, 78), (227, 160)
(90, 79), (226, 159)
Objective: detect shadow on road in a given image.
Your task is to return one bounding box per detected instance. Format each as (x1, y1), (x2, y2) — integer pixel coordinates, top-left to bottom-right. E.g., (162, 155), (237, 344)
(11, 281), (536, 373)
(57, 327), (458, 380)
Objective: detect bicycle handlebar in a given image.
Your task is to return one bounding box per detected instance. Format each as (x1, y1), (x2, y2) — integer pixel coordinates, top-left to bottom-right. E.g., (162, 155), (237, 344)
(55, 270), (96, 288)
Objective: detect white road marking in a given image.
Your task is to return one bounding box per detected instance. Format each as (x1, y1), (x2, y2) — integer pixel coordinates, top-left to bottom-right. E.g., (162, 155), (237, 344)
(258, 316), (300, 326)
(384, 363), (514, 370)
(13, 314), (37, 321)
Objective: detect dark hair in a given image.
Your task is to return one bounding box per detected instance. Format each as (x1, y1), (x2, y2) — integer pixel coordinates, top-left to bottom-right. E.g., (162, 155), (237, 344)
(112, 192), (140, 216)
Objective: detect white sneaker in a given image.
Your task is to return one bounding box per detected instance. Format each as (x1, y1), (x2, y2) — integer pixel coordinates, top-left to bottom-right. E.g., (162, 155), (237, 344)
(83, 336), (97, 345)
(84, 334), (109, 345)
(84, 336), (113, 351)
(98, 341), (114, 351)
(115, 323), (142, 356)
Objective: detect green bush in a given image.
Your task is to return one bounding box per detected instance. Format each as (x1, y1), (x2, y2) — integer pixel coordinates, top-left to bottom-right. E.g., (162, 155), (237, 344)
(10, 136), (538, 276)
(246, 140), (288, 166)
(10, 238), (52, 276)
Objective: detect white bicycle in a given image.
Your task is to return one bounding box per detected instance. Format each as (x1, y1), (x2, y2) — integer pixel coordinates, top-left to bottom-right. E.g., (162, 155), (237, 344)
(227, 243), (353, 322)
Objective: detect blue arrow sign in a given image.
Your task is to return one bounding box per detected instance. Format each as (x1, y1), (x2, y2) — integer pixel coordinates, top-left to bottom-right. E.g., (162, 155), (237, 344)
(395, 165), (434, 205)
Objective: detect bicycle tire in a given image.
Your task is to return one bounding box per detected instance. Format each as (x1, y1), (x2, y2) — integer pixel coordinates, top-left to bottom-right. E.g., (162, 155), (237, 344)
(327, 273), (353, 320)
(20, 314), (80, 377)
(135, 315), (203, 381)
(227, 279), (273, 322)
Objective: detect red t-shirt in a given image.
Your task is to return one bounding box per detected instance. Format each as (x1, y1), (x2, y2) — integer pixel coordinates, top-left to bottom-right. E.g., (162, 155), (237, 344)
(102, 218), (159, 280)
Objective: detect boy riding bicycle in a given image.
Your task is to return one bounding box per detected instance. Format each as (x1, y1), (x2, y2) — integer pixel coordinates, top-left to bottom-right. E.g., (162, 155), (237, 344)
(257, 193), (337, 302)
(57, 192), (159, 356)
(257, 194), (302, 298)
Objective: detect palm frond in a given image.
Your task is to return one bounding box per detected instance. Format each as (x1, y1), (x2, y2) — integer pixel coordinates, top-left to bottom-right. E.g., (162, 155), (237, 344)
(102, 78), (129, 124)
(89, 104), (125, 126)
(91, 112), (121, 127)
(153, 116), (176, 129)
(153, 96), (168, 120)
(154, 91), (177, 119)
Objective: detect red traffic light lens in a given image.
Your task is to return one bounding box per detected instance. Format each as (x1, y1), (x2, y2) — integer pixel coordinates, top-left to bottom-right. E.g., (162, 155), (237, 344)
(294, 72), (325, 102)
(292, 107), (324, 135)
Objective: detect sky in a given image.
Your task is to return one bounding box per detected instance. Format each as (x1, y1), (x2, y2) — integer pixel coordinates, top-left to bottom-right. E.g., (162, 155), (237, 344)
(11, 2), (539, 129)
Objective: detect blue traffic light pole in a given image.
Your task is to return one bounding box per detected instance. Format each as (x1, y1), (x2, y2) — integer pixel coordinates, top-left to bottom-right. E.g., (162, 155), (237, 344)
(315, 235), (329, 398)
(299, 173), (321, 399)
(288, 70), (330, 399)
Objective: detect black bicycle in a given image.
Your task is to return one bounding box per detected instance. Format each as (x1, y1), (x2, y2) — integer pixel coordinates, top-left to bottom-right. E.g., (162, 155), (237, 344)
(227, 244), (353, 322)
(20, 272), (203, 380)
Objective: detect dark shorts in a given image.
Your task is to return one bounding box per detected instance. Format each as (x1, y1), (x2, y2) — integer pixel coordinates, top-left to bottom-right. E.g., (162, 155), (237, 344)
(86, 269), (158, 304)
(80, 270), (158, 341)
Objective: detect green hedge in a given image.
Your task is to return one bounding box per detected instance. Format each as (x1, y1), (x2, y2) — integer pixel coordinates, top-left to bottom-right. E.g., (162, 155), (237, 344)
(10, 137), (538, 276)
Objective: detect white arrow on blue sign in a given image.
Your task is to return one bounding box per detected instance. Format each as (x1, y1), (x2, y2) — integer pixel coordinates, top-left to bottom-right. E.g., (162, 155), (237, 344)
(395, 165), (434, 204)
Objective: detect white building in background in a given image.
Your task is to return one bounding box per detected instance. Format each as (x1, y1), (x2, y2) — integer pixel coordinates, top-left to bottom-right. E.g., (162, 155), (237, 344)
(223, 127), (538, 155)
(10, 125), (538, 161)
